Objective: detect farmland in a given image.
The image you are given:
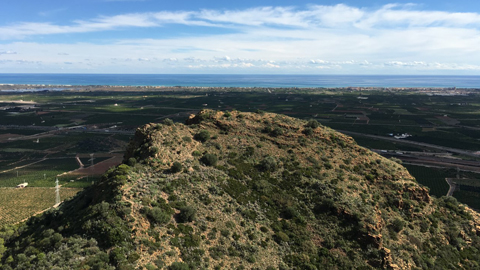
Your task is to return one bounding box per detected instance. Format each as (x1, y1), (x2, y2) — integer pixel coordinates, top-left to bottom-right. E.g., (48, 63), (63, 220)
(403, 165), (452, 198)
(1, 85), (480, 219)
(0, 187), (81, 227)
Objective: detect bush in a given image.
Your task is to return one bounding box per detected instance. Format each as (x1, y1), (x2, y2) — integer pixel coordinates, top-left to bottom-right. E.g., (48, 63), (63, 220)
(303, 127), (314, 136)
(163, 118), (174, 126)
(244, 146), (255, 157)
(200, 153), (217, 166)
(221, 229), (230, 238)
(145, 207), (171, 225)
(126, 157), (137, 167)
(391, 218), (405, 233)
(194, 130), (211, 142)
(171, 162), (183, 173)
(281, 207), (297, 219)
(270, 127), (284, 137)
(178, 206), (197, 223)
(306, 119), (320, 128)
(259, 156), (278, 172)
(274, 232), (290, 243)
(389, 157), (402, 164)
(169, 262), (190, 270)
(182, 136), (192, 143)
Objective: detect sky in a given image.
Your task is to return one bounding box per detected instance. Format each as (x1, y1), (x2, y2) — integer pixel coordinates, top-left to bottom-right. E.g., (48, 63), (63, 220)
(1, 0), (480, 74)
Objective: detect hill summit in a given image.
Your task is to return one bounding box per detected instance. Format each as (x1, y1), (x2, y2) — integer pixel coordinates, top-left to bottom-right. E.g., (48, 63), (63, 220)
(1, 110), (480, 270)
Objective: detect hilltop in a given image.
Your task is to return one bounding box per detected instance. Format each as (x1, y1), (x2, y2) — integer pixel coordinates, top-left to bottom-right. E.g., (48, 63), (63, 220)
(1, 109), (480, 270)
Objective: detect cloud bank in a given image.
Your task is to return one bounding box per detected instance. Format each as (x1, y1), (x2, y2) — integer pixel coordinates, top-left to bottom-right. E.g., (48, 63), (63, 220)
(1, 4), (480, 73)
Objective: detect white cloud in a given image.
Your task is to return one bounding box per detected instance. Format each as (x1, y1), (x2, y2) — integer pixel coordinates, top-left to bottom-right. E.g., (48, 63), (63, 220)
(0, 51), (17, 55)
(2, 4), (480, 73)
(4, 3), (480, 40)
(39, 8), (67, 17)
(214, 56), (231, 62)
(0, 11), (205, 40)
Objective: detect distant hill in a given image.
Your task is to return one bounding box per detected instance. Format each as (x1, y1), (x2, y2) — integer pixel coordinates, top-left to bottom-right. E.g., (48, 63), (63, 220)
(1, 109), (480, 270)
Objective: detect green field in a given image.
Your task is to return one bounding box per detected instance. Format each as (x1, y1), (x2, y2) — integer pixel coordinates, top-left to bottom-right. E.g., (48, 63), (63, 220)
(452, 190), (480, 210)
(403, 165), (452, 198)
(0, 158), (79, 187)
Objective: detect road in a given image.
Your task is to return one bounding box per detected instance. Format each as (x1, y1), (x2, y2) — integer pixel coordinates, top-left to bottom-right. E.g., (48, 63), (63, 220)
(338, 130), (480, 158)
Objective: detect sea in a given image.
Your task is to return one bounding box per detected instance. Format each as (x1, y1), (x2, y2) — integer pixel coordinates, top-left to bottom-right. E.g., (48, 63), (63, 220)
(1, 73), (480, 88)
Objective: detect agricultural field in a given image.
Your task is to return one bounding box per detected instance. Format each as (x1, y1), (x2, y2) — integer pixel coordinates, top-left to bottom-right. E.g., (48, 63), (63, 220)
(0, 158), (79, 187)
(0, 187), (81, 226)
(452, 190), (480, 210)
(404, 164), (480, 209)
(403, 164), (452, 198)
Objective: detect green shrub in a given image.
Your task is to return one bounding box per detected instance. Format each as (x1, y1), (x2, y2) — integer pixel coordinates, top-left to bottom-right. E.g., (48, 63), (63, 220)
(163, 118), (174, 126)
(259, 156), (278, 172)
(126, 157), (137, 166)
(171, 162), (183, 173)
(244, 146), (255, 157)
(281, 207), (297, 219)
(221, 229), (230, 238)
(182, 136), (192, 143)
(127, 253), (140, 263)
(201, 153), (217, 166)
(306, 119), (320, 128)
(145, 207), (171, 225)
(390, 157), (402, 164)
(150, 146), (159, 154)
(302, 127), (314, 136)
(194, 130), (211, 142)
(145, 263), (157, 270)
(270, 127), (284, 137)
(391, 218), (405, 233)
(169, 262), (189, 270)
(178, 206), (197, 223)
(274, 232), (290, 243)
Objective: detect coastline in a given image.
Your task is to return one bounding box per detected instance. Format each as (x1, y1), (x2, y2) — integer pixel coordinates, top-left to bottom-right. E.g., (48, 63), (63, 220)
(1, 74), (480, 89)
(0, 83), (476, 95)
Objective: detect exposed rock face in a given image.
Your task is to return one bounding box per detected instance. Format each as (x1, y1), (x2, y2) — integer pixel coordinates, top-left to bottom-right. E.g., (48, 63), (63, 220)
(1, 110), (480, 270)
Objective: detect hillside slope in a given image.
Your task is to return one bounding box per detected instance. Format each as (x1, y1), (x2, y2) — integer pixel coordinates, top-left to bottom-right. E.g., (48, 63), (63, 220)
(1, 110), (480, 270)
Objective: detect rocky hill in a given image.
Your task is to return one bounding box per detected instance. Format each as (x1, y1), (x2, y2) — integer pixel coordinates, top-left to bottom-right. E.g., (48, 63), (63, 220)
(1, 110), (480, 270)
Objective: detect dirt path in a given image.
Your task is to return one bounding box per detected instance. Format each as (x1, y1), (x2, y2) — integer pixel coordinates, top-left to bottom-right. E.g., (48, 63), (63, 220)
(75, 155), (85, 168)
(446, 178), (457, 196)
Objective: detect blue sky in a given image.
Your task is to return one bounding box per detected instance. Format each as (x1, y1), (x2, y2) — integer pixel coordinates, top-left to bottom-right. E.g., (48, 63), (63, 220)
(1, 0), (480, 74)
